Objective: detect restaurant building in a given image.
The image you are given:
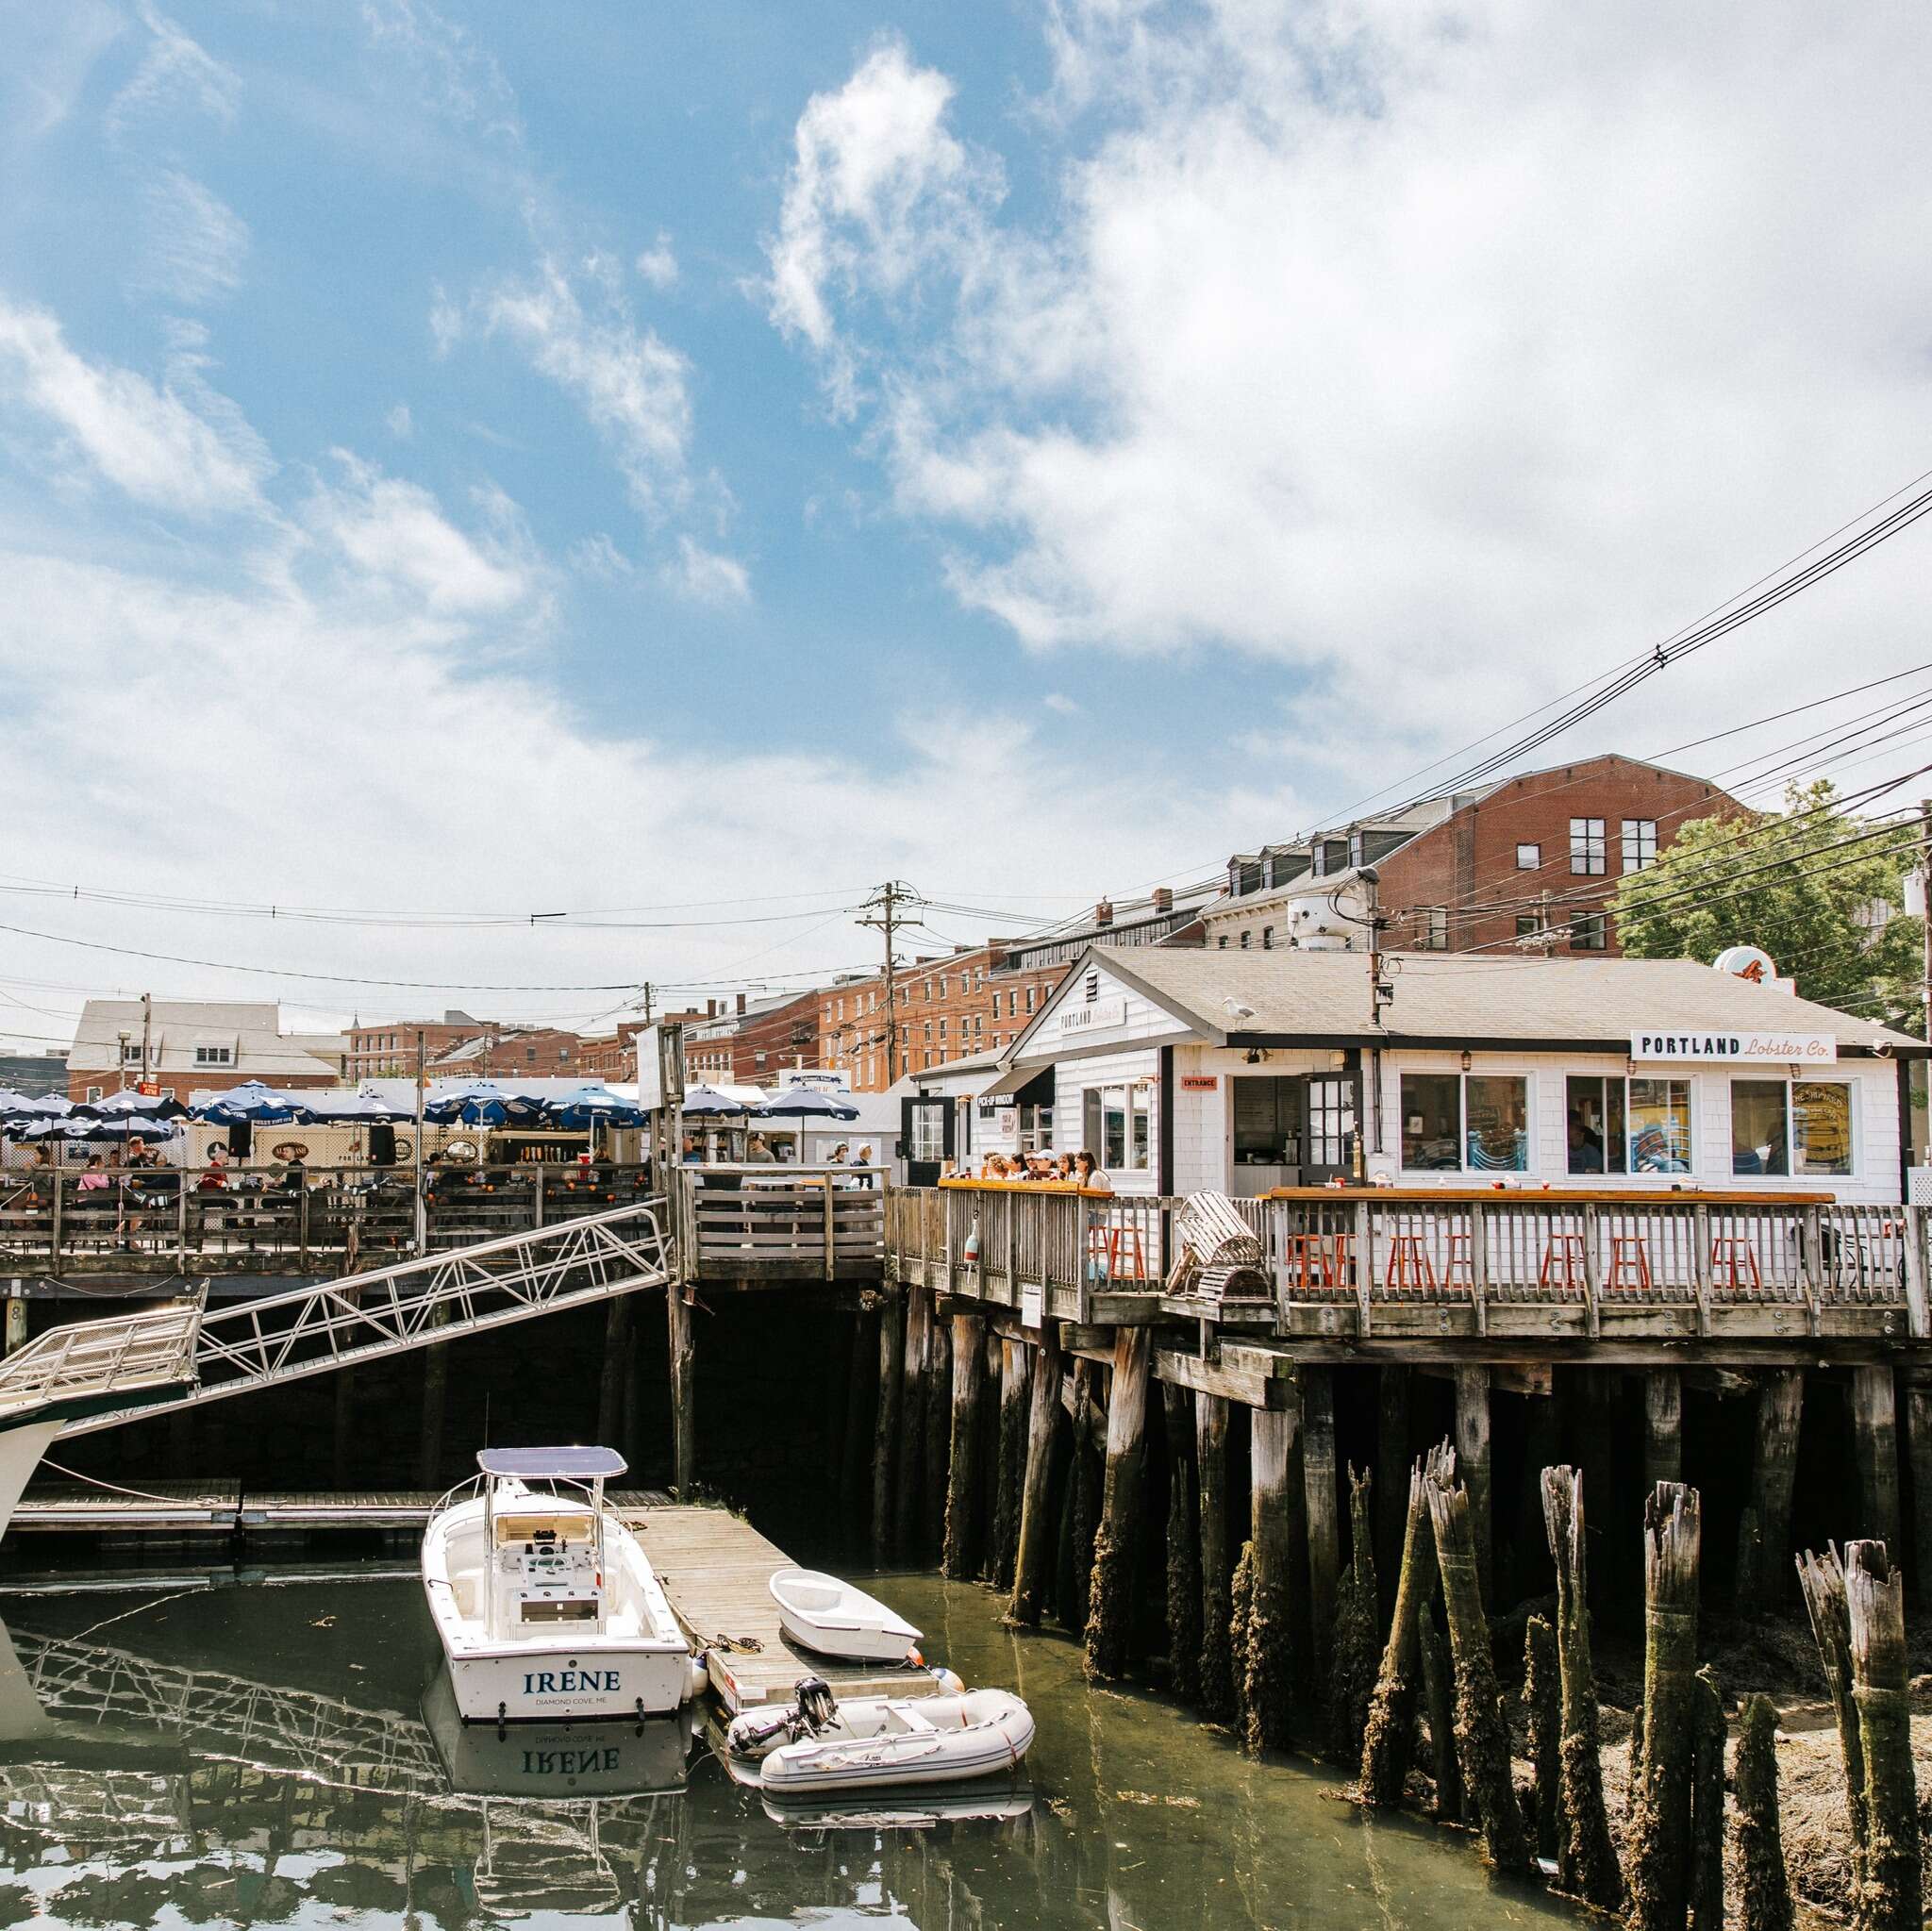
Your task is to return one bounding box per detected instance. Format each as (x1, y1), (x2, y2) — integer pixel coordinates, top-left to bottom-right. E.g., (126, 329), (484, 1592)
(982, 943), (1918, 1203)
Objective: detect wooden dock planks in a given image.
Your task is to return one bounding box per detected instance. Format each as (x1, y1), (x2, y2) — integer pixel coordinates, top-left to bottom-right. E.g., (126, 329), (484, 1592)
(634, 1502), (939, 1713)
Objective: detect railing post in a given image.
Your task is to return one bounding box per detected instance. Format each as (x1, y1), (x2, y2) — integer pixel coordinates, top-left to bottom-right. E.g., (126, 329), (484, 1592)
(1470, 1200), (1489, 1335)
(1800, 1204), (1826, 1337)
(176, 1173), (189, 1260)
(1691, 1204), (1714, 1337)
(1076, 1199), (1093, 1325)
(1904, 1206), (1929, 1339)
(298, 1183), (310, 1271)
(48, 1170), (61, 1258)
(1007, 1188), (1020, 1307)
(1580, 1202), (1601, 1337)
(533, 1171), (546, 1229)
(822, 1174), (835, 1282)
(1354, 1198), (1374, 1336)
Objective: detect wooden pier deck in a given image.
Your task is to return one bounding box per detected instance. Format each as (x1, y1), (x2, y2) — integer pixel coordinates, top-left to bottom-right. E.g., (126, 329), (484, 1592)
(633, 1503), (938, 1714)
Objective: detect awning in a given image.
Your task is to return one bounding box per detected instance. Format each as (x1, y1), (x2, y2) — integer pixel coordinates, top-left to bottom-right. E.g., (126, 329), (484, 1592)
(976, 1062), (1041, 1101)
(477, 1446), (627, 1481)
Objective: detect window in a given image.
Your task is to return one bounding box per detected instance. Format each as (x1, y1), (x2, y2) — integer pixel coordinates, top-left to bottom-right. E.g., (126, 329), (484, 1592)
(1628, 1078), (1693, 1172)
(1570, 912), (1607, 952)
(1311, 843), (1326, 878)
(1570, 818), (1606, 875)
(120, 1041), (142, 1063)
(193, 1045), (233, 1067)
(1417, 907), (1447, 951)
(85, 1085), (103, 1102)
(939, 1018), (947, 1037)
(1089, 1082), (1154, 1172)
(1731, 1081), (1789, 1176)
(1024, 987), (1037, 1013)
(1516, 914), (1541, 937)
(1516, 842), (1541, 870)
(1218, 935), (1230, 949)
(1348, 831), (1364, 869)
(1260, 926), (1274, 951)
(991, 991), (1003, 1020)
(1239, 931), (1251, 950)
(1566, 1075), (1626, 1173)
(1792, 1082), (1853, 1176)
(1622, 819), (1658, 872)
(1307, 1078), (1354, 1168)
(1238, 860), (1262, 895)
(1400, 1073), (1528, 1172)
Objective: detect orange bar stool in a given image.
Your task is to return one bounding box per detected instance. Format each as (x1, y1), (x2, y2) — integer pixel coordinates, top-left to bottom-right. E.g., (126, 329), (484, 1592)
(1281, 1233), (1330, 1290)
(1539, 1232), (1588, 1290)
(1606, 1235), (1652, 1292)
(1386, 1230), (1437, 1294)
(1709, 1236), (1761, 1291)
(1442, 1230), (1475, 1290)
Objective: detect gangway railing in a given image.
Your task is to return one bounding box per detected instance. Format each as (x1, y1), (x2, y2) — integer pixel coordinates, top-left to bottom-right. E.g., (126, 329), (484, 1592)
(0, 1302), (200, 1423)
(56, 1197), (673, 1440)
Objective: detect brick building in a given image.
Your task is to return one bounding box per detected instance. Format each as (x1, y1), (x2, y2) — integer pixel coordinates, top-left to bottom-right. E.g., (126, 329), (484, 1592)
(426, 1027), (589, 1079)
(345, 1011), (491, 1080)
(1204, 756), (1745, 958)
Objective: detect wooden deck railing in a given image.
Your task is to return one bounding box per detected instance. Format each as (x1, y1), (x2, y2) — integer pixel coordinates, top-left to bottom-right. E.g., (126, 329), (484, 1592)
(882, 1184), (1929, 1342)
(678, 1165), (885, 1283)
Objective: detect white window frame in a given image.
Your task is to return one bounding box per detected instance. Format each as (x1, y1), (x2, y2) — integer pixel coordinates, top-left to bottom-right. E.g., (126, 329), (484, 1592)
(1569, 818), (1606, 876)
(1566, 1073), (1698, 1177)
(1092, 1081), (1154, 1173)
(1516, 842), (1541, 870)
(1622, 818), (1658, 872)
(1398, 1070), (1533, 1175)
(1729, 1075), (1857, 1179)
(193, 1045), (234, 1068)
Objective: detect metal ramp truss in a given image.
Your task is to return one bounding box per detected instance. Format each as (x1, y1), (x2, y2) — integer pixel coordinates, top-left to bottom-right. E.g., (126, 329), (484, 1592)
(0, 1199), (673, 1440)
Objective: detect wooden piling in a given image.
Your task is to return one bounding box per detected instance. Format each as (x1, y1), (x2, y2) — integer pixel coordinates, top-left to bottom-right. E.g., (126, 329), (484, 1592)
(1084, 1326), (1153, 1682)
(1629, 1482), (1703, 1931)
(1452, 1365), (1492, 1606)
(1903, 1371), (1932, 1594)
(1375, 1365), (1409, 1616)
(331, 1368), (357, 1487)
(2, 1293), (25, 1357)
(1524, 1614), (1561, 1862)
(992, 1340), (1030, 1590)
(1010, 1324), (1064, 1626)
(868, 1288), (904, 1554)
(1736, 1370), (1802, 1608)
(1541, 1464), (1624, 1909)
(595, 1293), (633, 1450)
(1689, 1665), (1726, 1931)
(1162, 1382), (1201, 1704)
(1301, 1366), (1341, 1686)
(1516, 1388), (1560, 1602)
(1795, 1544), (1868, 1874)
(1843, 1540), (1920, 1931)
(942, 1310), (985, 1580)
(1643, 1369), (1683, 1491)
(667, 1282), (698, 1499)
(1424, 1444), (1531, 1873)
(1735, 1693), (1795, 1931)
(1359, 1457), (1434, 1806)
(1061, 1360), (1101, 1631)
(1230, 1540), (1255, 1738)
(1851, 1368), (1903, 1550)
(1241, 1400), (1301, 1753)
(923, 1314), (951, 1558)
(837, 1307), (874, 1533)
(1416, 1599), (1462, 1822)
(1196, 1392), (1236, 1722)
(1327, 1465), (1377, 1761)
(893, 1287), (929, 1559)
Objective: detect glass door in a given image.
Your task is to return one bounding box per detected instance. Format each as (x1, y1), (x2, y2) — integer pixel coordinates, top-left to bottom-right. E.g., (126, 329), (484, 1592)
(1302, 1076), (1356, 1184)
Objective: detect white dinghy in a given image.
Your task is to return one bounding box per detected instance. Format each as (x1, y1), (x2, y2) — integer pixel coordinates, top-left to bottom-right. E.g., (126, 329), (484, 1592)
(726, 1677), (1034, 1796)
(769, 1569), (921, 1663)
(422, 1447), (703, 1726)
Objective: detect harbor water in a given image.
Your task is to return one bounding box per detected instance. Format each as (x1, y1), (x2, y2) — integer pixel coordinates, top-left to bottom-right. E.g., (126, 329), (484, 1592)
(0, 1561), (1589, 1930)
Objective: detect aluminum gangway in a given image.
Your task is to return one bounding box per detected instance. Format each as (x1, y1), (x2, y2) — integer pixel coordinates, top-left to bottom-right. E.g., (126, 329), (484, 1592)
(0, 1198), (674, 1538)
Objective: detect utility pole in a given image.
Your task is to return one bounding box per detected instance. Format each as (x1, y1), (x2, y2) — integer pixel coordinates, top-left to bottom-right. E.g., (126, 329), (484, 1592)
(139, 992), (152, 1090)
(858, 881), (913, 1086)
(1361, 869), (1392, 1163)
(1920, 801), (1932, 1043)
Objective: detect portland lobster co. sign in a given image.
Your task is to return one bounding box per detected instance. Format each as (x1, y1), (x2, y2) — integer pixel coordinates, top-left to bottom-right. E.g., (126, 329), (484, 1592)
(1629, 1030), (1838, 1064)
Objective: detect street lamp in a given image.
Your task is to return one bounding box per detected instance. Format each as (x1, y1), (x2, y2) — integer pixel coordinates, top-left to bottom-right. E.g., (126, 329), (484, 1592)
(117, 1030), (131, 1092)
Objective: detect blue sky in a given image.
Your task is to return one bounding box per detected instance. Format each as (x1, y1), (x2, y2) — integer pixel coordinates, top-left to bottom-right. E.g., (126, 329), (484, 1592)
(0, 0), (1928, 1043)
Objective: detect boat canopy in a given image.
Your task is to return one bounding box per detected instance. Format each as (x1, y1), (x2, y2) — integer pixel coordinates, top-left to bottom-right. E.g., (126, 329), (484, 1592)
(475, 1446), (627, 1481)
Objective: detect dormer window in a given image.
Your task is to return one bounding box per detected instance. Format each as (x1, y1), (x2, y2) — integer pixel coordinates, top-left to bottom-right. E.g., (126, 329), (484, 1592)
(1237, 860), (1262, 896)
(193, 1045), (233, 1068)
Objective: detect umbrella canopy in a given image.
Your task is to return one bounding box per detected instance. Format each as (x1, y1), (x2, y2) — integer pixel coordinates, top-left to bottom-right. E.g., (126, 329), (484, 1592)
(39, 1115), (182, 1143)
(0, 1090), (70, 1121)
(191, 1081), (318, 1125)
(676, 1084), (749, 1118)
(541, 1084), (646, 1129)
(753, 1089), (860, 1122)
(423, 1080), (541, 1126)
(74, 1090), (189, 1121)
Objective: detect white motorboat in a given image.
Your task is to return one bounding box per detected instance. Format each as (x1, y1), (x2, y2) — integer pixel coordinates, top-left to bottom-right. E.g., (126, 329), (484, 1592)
(422, 1446), (702, 1725)
(726, 1679), (1035, 1795)
(769, 1569), (922, 1663)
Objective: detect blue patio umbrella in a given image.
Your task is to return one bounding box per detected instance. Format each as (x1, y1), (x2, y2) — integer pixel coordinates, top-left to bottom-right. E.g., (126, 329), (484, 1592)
(423, 1081), (541, 1126)
(676, 1084), (749, 1118)
(75, 1089), (188, 1121)
(752, 1089), (860, 1124)
(541, 1084), (646, 1130)
(192, 1081), (318, 1126)
(303, 1090), (415, 1123)
(45, 1115), (182, 1143)
(0, 1090), (69, 1123)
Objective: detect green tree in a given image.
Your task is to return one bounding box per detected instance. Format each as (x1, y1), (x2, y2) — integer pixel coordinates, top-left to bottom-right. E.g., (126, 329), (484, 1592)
(1613, 780), (1923, 1031)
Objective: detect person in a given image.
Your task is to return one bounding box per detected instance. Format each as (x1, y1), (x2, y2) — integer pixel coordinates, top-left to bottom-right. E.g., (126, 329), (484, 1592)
(828, 1142), (849, 1166)
(77, 1155), (108, 1193)
(1074, 1151), (1111, 1192)
(1054, 1154), (1074, 1183)
(1566, 1115), (1605, 1174)
(198, 1144), (230, 1190)
(746, 1134), (775, 1163)
(850, 1144), (875, 1190)
(680, 1133), (703, 1163)
(981, 1153), (1008, 1180)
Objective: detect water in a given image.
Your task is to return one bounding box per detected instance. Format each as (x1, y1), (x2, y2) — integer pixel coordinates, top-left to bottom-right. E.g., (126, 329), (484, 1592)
(0, 1562), (1586, 1929)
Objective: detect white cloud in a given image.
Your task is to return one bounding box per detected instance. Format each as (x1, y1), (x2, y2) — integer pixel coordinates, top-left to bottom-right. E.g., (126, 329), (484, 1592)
(458, 258), (693, 514)
(0, 296), (269, 515)
(770, 6), (1932, 755)
(130, 169), (249, 306)
(107, 0), (240, 139)
(570, 532), (634, 578)
(386, 402), (414, 439)
(663, 535), (750, 608)
(358, 0), (523, 145)
(635, 234), (679, 291)
(308, 453), (531, 614)
(1041, 691), (1081, 717)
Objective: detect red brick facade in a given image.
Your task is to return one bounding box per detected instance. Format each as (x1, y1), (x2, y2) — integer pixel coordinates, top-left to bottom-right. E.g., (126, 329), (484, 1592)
(821, 945), (1070, 1090)
(345, 1021), (486, 1080)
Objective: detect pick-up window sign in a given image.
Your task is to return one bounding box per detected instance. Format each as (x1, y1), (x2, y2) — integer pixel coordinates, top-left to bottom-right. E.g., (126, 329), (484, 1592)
(1629, 1031), (1838, 1063)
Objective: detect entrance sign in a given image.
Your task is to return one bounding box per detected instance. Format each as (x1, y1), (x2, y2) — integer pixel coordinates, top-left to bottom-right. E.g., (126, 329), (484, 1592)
(1180, 1074), (1219, 1091)
(1630, 1030), (1837, 1064)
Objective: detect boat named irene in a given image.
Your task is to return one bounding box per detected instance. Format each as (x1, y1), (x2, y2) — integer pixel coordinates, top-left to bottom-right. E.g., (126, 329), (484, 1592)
(422, 1446), (699, 1725)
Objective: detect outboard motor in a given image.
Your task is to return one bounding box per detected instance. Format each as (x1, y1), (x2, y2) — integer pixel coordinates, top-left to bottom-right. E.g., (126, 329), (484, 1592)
(726, 1674), (841, 1758)
(795, 1676), (837, 1734)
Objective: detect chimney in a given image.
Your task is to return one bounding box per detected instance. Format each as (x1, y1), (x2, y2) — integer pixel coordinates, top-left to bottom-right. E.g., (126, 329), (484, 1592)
(707, 999), (717, 1018)
(735, 992), (747, 1016)
(1095, 899), (1114, 928)
(1152, 888), (1173, 914)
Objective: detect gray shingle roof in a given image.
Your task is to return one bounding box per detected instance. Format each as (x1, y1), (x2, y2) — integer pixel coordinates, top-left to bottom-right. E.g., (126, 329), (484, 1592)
(1085, 944), (1919, 1055)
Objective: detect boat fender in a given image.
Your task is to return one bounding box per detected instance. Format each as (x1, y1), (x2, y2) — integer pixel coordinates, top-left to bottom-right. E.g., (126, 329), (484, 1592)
(963, 1215), (980, 1264)
(684, 1655), (709, 1702)
(927, 1665), (965, 1694)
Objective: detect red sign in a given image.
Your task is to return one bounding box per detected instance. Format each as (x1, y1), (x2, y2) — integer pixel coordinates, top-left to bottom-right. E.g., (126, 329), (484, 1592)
(137, 1081), (159, 1097)
(1179, 1074), (1219, 1091)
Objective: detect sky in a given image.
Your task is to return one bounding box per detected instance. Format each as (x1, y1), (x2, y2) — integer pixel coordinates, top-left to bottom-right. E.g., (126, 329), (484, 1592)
(1, 0), (1929, 1050)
